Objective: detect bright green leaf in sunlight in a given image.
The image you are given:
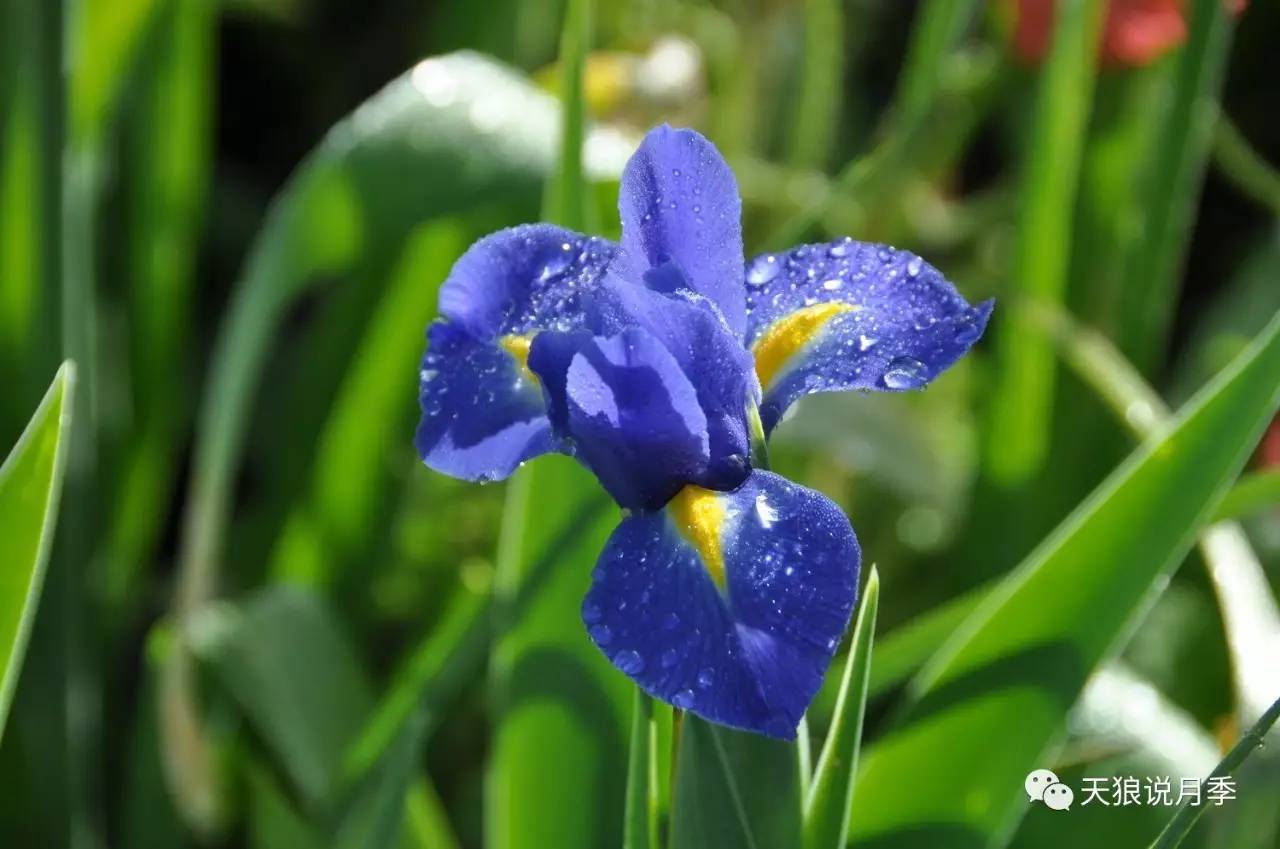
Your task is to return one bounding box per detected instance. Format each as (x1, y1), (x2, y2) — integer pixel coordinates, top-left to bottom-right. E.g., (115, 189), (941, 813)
(0, 363), (74, 738)
(849, 313), (1280, 849)
(804, 568), (879, 849)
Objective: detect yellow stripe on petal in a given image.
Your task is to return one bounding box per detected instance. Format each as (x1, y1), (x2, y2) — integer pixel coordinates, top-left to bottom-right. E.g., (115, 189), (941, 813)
(751, 302), (856, 389)
(668, 484), (727, 588)
(499, 333), (539, 386)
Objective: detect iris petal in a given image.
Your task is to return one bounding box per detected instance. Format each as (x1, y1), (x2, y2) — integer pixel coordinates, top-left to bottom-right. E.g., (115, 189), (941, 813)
(614, 125), (747, 339)
(564, 328), (712, 511)
(416, 225), (615, 482)
(745, 240), (993, 433)
(582, 470), (859, 738)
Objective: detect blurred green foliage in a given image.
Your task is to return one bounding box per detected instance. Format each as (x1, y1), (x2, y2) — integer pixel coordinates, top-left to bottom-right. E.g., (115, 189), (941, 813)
(1, 0), (1279, 847)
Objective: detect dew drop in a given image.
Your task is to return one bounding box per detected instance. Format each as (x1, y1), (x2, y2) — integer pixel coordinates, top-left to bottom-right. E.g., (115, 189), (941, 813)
(857, 334), (877, 351)
(882, 356), (929, 389)
(582, 601), (602, 623)
(697, 669), (714, 688)
(828, 238), (852, 258)
(953, 316), (982, 345)
(906, 256), (923, 278)
(661, 648), (679, 668)
(747, 254), (781, 286)
(821, 278), (843, 291)
(615, 650), (644, 675)
(673, 689), (696, 709)
(589, 624), (613, 646)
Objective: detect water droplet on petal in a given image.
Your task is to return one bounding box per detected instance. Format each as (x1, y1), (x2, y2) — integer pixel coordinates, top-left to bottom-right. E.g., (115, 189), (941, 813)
(673, 689), (696, 709)
(882, 356), (929, 389)
(697, 669), (714, 688)
(953, 316), (982, 345)
(828, 238), (852, 258)
(906, 256), (923, 277)
(661, 648), (679, 668)
(589, 624), (613, 646)
(857, 334), (877, 351)
(582, 601), (602, 623)
(747, 254), (780, 286)
(821, 278), (843, 291)
(615, 650), (644, 675)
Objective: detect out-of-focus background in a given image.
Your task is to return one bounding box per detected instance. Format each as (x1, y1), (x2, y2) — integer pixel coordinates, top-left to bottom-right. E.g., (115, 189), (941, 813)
(1, 0), (1278, 847)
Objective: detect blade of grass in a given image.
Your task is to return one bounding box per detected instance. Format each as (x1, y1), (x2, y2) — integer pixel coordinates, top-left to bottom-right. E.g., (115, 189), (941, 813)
(784, 0), (843, 169)
(1212, 115), (1280, 217)
(542, 0), (593, 229)
(1211, 469), (1280, 524)
(983, 0), (1106, 487)
(803, 567), (879, 849)
(0, 363), (75, 738)
(850, 312), (1280, 848)
(1116, 0), (1237, 373)
(623, 690), (655, 849)
(1150, 694), (1280, 849)
(105, 0), (215, 625)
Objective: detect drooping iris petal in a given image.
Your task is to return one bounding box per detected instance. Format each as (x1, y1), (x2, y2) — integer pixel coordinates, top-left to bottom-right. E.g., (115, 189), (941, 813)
(416, 224), (615, 482)
(564, 328), (712, 511)
(744, 240), (993, 434)
(591, 276), (756, 490)
(581, 470), (859, 738)
(613, 125), (747, 339)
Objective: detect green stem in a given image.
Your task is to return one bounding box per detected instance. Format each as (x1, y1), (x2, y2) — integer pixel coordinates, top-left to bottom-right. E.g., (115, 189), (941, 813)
(1213, 115), (1280, 218)
(1149, 694), (1280, 849)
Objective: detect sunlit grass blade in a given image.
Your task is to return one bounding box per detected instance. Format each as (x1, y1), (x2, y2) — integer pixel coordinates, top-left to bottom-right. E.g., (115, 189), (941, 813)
(803, 567), (879, 849)
(1116, 0), (1237, 373)
(1150, 695), (1280, 849)
(784, 0), (843, 169)
(983, 0), (1106, 488)
(0, 363), (74, 738)
(623, 690), (655, 849)
(106, 0), (214, 623)
(850, 313), (1280, 848)
(268, 220), (467, 586)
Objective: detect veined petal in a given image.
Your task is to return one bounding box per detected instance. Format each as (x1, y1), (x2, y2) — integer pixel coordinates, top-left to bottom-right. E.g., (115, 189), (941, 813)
(591, 277), (756, 491)
(415, 322), (555, 482)
(744, 240), (992, 434)
(613, 125), (747, 339)
(416, 225), (616, 482)
(565, 328), (712, 511)
(582, 470), (859, 738)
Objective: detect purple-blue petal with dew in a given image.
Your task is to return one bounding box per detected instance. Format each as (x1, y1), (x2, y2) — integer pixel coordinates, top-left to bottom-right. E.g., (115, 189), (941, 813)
(415, 323), (555, 482)
(613, 125), (747, 339)
(416, 224), (616, 482)
(581, 470), (859, 738)
(565, 328), (712, 511)
(744, 239), (993, 434)
(590, 276), (756, 491)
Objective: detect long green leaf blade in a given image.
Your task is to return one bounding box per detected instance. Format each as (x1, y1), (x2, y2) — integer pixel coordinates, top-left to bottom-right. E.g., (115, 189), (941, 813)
(0, 363), (74, 738)
(850, 312), (1280, 848)
(804, 567), (879, 849)
(623, 691), (655, 849)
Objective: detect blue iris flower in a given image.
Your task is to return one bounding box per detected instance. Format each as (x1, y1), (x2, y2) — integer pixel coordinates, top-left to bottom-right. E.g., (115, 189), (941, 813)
(416, 125), (992, 738)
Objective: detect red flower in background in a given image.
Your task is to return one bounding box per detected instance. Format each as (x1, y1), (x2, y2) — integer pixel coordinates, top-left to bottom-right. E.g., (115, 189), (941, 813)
(1013, 0), (1246, 68)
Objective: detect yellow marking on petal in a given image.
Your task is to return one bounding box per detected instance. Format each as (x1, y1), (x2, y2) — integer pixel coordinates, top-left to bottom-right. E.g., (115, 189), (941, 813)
(668, 484), (727, 588)
(751, 302), (856, 389)
(499, 333), (539, 385)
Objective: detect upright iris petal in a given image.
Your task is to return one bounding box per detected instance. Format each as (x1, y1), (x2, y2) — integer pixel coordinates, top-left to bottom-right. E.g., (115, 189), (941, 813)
(582, 471), (858, 738)
(416, 224), (614, 481)
(613, 125), (748, 339)
(744, 240), (993, 434)
(415, 124), (990, 738)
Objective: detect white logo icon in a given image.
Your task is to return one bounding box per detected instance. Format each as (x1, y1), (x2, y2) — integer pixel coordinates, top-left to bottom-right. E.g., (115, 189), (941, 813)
(1026, 768), (1072, 811)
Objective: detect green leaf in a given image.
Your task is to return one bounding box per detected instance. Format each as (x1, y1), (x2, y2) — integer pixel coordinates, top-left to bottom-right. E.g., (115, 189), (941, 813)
(334, 709), (429, 849)
(188, 587), (374, 811)
(784, 0), (843, 169)
(1115, 0), (1238, 374)
(1151, 695), (1280, 849)
(623, 690), (655, 849)
(0, 363), (74, 738)
(984, 0), (1106, 487)
(670, 717), (803, 849)
(542, 0), (593, 230)
(803, 568), (879, 849)
(849, 312), (1280, 849)
(488, 457), (630, 849)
